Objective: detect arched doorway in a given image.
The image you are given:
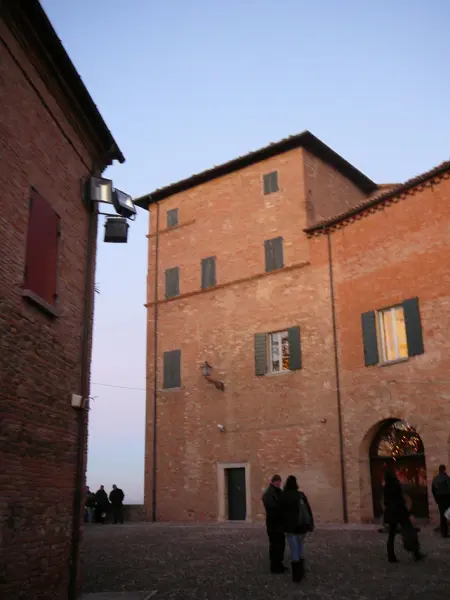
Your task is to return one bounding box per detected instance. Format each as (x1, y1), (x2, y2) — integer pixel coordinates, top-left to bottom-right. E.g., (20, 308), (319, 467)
(370, 419), (429, 519)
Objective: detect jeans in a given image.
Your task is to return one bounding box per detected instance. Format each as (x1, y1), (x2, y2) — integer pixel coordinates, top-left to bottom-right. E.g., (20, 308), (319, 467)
(287, 534), (305, 561)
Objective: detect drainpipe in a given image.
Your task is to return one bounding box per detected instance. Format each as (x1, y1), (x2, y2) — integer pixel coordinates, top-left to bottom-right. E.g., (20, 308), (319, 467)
(151, 201), (160, 522)
(326, 230), (348, 523)
(68, 189), (97, 600)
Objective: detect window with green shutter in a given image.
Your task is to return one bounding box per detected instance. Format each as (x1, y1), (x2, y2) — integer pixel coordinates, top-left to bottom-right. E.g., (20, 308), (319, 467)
(167, 208), (179, 228)
(201, 256), (216, 289)
(263, 171), (279, 195)
(254, 326), (302, 375)
(163, 349), (181, 389)
(264, 237), (284, 272)
(165, 267), (180, 298)
(361, 297), (424, 366)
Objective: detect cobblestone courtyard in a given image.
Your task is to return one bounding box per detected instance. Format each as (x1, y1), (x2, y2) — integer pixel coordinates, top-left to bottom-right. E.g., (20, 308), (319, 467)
(81, 523), (449, 599)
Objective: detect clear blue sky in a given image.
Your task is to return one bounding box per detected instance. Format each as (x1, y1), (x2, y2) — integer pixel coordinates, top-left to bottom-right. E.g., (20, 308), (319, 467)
(42, 0), (450, 503)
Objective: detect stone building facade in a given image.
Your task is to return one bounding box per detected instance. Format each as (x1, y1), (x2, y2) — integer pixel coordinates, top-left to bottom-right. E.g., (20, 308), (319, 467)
(136, 132), (449, 526)
(0, 2), (123, 599)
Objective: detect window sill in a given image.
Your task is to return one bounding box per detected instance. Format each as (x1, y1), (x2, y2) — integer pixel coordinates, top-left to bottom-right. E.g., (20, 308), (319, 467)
(265, 370), (292, 377)
(160, 387), (181, 392)
(379, 357), (409, 368)
(22, 289), (60, 318)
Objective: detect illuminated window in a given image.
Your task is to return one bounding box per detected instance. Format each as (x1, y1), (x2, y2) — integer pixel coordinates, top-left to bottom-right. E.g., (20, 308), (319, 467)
(269, 331), (290, 373)
(378, 306), (408, 362)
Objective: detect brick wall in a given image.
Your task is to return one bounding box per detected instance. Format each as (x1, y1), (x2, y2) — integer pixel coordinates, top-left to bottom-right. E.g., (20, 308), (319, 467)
(144, 144), (450, 527)
(327, 175), (450, 523)
(0, 20), (97, 600)
(144, 147), (372, 525)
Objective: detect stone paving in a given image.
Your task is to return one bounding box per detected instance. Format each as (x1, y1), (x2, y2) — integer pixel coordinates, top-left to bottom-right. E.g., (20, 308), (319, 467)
(81, 523), (449, 599)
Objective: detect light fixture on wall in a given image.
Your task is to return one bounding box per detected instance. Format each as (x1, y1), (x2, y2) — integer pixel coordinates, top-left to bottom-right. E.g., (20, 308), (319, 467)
(201, 361), (225, 391)
(86, 177), (136, 243)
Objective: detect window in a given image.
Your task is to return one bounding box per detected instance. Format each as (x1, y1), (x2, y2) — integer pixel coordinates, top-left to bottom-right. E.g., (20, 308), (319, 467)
(165, 267), (180, 298)
(254, 326), (302, 375)
(167, 208), (179, 228)
(263, 171), (279, 195)
(378, 306), (408, 362)
(163, 349), (181, 389)
(24, 188), (60, 310)
(201, 256), (216, 289)
(361, 297), (424, 367)
(264, 237), (284, 272)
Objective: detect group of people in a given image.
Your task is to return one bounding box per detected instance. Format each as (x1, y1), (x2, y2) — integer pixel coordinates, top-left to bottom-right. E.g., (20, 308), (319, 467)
(85, 484), (125, 524)
(262, 465), (450, 584)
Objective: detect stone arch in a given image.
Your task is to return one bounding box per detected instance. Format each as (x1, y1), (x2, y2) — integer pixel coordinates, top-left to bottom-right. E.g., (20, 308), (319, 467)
(359, 418), (429, 522)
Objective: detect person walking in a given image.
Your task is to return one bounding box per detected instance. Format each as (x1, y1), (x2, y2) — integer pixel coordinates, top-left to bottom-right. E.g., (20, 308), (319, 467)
(109, 484), (125, 524)
(383, 470), (425, 563)
(432, 464), (450, 538)
(262, 474), (287, 574)
(85, 486), (96, 523)
(94, 485), (110, 524)
(280, 475), (314, 583)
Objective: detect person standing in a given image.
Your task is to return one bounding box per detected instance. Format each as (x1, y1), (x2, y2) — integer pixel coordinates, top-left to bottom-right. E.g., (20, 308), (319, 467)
(262, 474), (286, 574)
(280, 475), (314, 583)
(432, 464), (450, 538)
(94, 485), (109, 524)
(383, 470), (425, 563)
(109, 484), (125, 524)
(85, 486), (96, 523)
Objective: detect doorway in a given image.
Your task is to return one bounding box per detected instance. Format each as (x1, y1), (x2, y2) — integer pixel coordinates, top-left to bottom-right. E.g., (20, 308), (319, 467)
(369, 419), (429, 519)
(226, 467), (247, 520)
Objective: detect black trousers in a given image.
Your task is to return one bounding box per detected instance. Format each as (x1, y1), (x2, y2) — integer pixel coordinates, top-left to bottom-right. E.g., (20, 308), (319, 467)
(267, 530), (285, 569)
(112, 504), (124, 524)
(387, 518), (419, 559)
(438, 502), (449, 537)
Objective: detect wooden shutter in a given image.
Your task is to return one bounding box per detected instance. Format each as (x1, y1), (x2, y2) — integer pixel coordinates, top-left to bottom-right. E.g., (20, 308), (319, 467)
(24, 189), (60, 305)
(167, 208), (179, 228)
(270, 171), (279, 193)
(201, 256), (216, 289)
(264, 239), (275, 272)
(165, 267), (180, 298)
(403, 297), (424, 357)
(163, 349), (181, 389)
(263, 173), (271, 195)
(361, 311), (379, 366)
(273, 237), (283, 269)
(254, 333), (267, 375)
(288, 326), (302, 370)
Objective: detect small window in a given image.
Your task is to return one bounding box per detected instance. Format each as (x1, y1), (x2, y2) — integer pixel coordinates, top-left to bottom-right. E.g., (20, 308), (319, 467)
(167, 208), (179, 228)
(378, 306), (408, 362)
(163, 349), (181, 389)
(264, 237), (284, 272)
(165, 267), (180, 298)
(263, 171), (279, 195)
(361, 297), (424, 367)
(201, 256), (216, 289)
(24, 188), (60, 307)
(269, 331), (290, 373)
(254, 326), (301, 375)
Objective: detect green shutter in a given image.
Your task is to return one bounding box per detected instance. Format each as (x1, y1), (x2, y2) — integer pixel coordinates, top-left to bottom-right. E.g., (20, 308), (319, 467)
(263, 173), (271, 195)
(264, 239), (275, 272)
(288, 326), (302, 370)
(163, 349), (181, 389)
(273, 237), (284, 269)
(201, 256), (216, 289)
(403, 297), (424, 357)
(165, 267), (180, 298)
(361, 311), (379, 366)
(254, 333), (267, 376)
(270, 171), (279, 193)
(167, 208), (179, 228)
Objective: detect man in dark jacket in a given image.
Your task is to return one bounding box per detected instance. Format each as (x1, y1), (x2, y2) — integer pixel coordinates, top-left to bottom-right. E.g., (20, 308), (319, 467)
(109, 484), (125, 524)
(432, 465), (450, 538)
(95, 485), (110, 524)
(262, 474), (286, 573)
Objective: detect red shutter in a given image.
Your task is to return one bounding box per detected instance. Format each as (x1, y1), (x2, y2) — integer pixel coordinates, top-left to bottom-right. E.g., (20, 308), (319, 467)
(24, 189), (60, 305)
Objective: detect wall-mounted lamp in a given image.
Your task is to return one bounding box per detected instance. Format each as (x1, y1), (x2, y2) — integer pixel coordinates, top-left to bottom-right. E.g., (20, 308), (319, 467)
(86, 177), (136, 243)
(201, 361), (225, 391)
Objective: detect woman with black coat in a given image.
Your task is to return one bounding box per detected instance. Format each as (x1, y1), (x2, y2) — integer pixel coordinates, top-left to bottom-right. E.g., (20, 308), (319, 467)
(280, 475), (314, 582)
(383, 470), (425, 563)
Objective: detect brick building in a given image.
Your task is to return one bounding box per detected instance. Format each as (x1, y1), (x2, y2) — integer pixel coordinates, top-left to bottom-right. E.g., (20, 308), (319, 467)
(136, 131), (449, 526)
(0, 2), (124, 599)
